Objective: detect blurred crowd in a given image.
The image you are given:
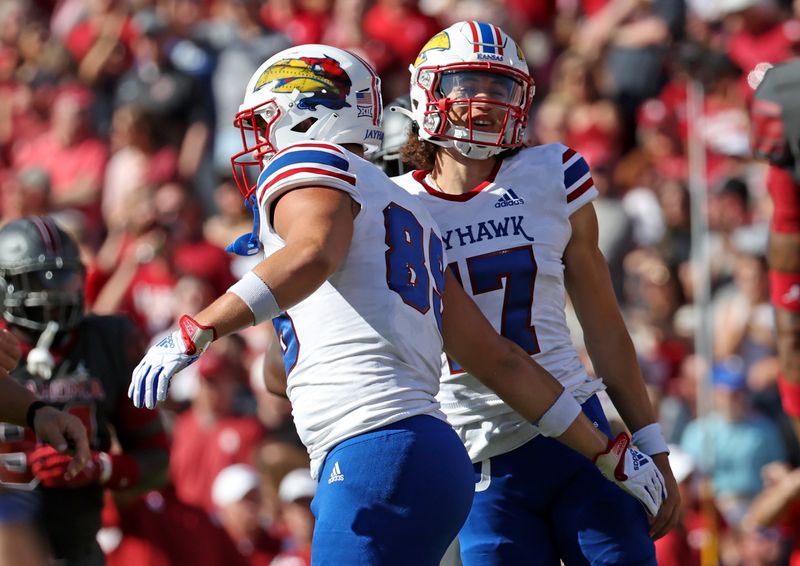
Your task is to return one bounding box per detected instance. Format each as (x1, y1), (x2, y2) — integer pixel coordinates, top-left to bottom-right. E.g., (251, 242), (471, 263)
(2, 0), (800, 564)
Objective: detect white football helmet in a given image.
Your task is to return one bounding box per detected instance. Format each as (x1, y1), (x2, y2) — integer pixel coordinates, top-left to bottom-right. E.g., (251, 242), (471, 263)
(231, 44), (384, 198)
(409, 21), (534, 160)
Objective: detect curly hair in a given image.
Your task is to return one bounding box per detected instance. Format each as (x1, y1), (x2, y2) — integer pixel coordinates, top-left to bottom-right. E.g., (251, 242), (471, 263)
(399, 128), (523, 171)
(400, 131), (437, 171)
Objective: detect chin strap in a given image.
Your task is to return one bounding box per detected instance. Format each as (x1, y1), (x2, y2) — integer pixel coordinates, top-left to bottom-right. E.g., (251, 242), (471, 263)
(390, 105), (415, 120)
(225, 195), (263, 257)
(453, 139), (500, 160)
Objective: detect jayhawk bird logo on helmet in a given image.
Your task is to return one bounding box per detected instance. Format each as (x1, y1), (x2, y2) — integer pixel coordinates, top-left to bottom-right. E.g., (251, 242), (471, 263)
(414, 31), (451, 66)
(253, 57), (352, 111)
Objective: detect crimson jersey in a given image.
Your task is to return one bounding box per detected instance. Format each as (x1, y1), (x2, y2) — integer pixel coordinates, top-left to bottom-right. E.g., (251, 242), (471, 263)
(0, 315), (158, 559)
(393, 144), (606, 462)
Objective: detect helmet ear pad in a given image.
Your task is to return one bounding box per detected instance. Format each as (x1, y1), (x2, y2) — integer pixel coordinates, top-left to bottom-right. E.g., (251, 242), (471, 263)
(371, 95), (414, 176)
(409, 21), (535, 159)
(0, 216), (85, 334)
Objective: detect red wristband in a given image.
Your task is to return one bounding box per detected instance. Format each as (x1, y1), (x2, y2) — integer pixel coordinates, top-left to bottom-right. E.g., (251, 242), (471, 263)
(105, 453), (141, 490)
(778, 374), (800, 417)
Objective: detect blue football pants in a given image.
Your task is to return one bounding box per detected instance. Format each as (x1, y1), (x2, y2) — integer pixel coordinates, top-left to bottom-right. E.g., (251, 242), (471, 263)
(311, 414), (474, 565)
(459, 395), (657, 566)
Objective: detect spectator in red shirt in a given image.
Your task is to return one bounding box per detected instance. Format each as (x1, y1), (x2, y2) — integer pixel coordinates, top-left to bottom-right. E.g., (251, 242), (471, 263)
(362, 0), (440, 72)
(64, 0), (136, 74)
(92, 182), (233, 339)
(155, 182), (236, 298)
(260, 0), (332, 46)
(102, 103), (178, 230)
(720, 0), (800, 89)
(655, 446), (700, 566)
(64, 0), (137, 136)
(103, 486), (247, 566)
(0, 167), (51, 225)
(635, 98), (688, 182)
(91, 205), (180, 339)
(212, 463), (282, 566)
(13, 85), (109, 240)
(656, 445), (731, 566)
(549, 51), (623, 169)
(744, 462), (800, 566)
(170, 346), (264, 513)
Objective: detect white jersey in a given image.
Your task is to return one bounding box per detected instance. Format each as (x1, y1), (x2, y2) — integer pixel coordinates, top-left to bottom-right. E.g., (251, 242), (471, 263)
(257, 141), (448, 478)
(393, 143), (605, 462)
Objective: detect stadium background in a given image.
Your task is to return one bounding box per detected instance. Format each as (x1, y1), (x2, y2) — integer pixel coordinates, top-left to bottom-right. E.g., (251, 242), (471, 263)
(1, 0), (800, 564)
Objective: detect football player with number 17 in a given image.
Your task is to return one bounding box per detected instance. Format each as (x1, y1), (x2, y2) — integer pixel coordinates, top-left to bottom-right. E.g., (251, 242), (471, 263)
(128, 43), (666, 564)
(390, 21), (680, 564)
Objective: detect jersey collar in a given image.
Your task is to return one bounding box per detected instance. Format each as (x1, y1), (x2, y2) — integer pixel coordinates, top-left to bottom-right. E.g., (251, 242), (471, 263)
(412, 159), (503, 202)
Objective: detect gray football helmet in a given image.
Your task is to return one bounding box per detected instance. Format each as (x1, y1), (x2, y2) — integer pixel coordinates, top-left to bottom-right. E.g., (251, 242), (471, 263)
(372, 95), (414, 177)
(0, 217), (85, 333)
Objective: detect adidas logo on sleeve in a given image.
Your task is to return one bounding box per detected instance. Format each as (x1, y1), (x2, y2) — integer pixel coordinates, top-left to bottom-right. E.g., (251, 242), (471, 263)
(495, 189), (525, 208)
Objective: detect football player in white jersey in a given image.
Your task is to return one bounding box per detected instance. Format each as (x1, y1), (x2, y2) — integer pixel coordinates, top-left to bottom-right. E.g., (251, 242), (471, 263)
(127, 44), (665, 564)
(389, 21), (681, 565)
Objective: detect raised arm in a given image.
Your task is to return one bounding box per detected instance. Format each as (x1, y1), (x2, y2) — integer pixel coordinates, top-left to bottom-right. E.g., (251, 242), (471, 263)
(128, 186), (357, 409)
(194, 186), (357, 336)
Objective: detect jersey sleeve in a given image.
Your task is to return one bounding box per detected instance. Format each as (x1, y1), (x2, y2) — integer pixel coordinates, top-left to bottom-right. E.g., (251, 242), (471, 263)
(561, 146), (598, 216)
(256, 142), (361, 231)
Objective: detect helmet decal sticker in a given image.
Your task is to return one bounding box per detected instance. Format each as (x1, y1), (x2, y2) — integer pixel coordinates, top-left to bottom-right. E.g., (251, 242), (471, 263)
(414, 31), (450, 66)
(465, 21), (506, 61)
(355, 89), (374, 118)
(253, 56), (352, 111)
(516, 43), (526, 65)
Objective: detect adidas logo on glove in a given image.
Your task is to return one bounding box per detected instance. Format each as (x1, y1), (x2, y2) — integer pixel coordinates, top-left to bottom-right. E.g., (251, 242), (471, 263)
(631, 451), (650, 471)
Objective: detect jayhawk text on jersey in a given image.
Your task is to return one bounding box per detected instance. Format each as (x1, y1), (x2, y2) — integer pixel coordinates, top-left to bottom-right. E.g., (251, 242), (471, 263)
(393, 144), (606, 462)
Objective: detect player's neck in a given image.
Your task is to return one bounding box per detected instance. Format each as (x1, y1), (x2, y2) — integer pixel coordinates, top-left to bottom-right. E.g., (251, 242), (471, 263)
(430, 148), (497, 195)
(342, 143), (364, 158)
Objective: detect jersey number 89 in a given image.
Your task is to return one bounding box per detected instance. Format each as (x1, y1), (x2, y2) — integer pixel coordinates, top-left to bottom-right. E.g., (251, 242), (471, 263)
(384, 203), (445, 331)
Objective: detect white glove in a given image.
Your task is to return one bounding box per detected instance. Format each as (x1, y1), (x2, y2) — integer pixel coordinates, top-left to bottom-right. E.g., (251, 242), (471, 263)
(594, 432), (666, 517)
(26, 321), (59, 379)
(128, 315), (215, 409)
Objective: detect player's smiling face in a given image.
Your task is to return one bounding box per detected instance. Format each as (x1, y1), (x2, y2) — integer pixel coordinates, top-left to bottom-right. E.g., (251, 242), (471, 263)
(438, 70), (523, 133)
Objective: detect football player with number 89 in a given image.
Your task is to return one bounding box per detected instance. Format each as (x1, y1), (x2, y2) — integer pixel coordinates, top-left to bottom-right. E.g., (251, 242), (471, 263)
(128, 43), (666, 564)
(387, 21), (680, 565)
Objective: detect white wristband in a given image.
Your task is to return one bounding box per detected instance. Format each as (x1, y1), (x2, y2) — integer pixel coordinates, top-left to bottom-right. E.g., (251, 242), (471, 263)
(536, 390), (582, 437)
(227, 271), (281, 325)
(631, 423), (669, 455)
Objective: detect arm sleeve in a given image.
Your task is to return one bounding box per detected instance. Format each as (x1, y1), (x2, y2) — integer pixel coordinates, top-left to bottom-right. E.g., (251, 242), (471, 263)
(561, 146), (599, 216)
(256, 141), (361, 234)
